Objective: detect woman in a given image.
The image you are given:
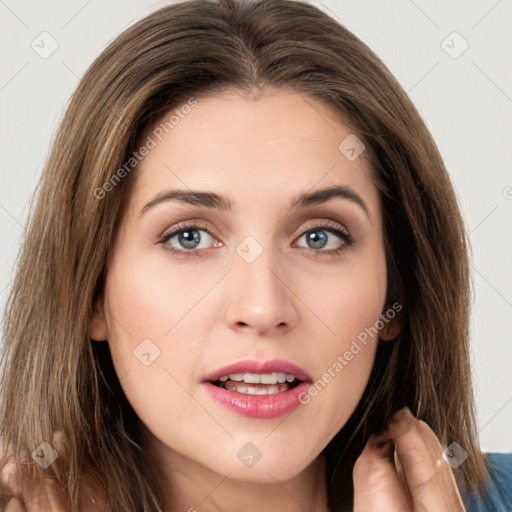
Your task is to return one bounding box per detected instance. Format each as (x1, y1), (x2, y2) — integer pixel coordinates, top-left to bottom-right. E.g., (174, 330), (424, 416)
(1, 0), (510, 510)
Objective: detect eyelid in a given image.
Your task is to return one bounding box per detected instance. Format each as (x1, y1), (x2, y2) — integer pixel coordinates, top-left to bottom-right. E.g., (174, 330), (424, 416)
(160, 219), (349, 242)
(295, 219), (348, 236)
(159, 219), (218, 241)
(158, 217), (354, 255)
(292, 219), (355, 251)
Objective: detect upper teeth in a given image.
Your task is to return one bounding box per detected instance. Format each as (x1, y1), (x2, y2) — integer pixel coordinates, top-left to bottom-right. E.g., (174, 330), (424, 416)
(218, 373), (297, 384)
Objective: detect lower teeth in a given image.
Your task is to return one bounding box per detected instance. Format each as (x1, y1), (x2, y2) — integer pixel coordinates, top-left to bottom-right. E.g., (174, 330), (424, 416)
(221, 381), (291, 395)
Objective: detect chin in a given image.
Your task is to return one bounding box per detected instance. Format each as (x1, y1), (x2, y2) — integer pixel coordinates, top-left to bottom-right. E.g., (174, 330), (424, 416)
(227, 446), (319, 483)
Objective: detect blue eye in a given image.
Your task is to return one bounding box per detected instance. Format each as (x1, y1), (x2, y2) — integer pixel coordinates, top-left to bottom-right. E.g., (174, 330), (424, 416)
(160, 223), (220, 256)
(294, 222), (354, 255)
(159, 220), (354, 257)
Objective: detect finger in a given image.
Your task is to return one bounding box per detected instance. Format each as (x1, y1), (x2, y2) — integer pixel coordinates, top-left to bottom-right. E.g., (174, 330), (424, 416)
(1, 442), (29, 496)
(388, 407), (465, 511)
(416, 420), (466, 510)
(1, 436), (68, 512)
(353, 428), (413, 512)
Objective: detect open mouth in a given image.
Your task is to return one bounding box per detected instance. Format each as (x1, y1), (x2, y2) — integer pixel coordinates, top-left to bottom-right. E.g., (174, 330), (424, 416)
(210, 372), (303, 395)
(203, 360), (313, 418)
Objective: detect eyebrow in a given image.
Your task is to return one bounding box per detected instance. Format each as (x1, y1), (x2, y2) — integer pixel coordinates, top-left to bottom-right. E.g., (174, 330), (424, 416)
(139, 184), (370, 218)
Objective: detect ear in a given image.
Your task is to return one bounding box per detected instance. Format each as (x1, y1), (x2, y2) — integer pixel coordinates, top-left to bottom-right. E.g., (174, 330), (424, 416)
(379, 302), (405, 341)
(89, 294), (108, 341)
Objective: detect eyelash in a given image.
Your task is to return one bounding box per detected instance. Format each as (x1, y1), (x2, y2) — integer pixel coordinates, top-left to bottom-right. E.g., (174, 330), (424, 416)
(158, 220), (355, 258)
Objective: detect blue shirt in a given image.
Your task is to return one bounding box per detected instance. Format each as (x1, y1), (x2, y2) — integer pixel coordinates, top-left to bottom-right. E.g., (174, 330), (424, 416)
(462, 452), (512, 511)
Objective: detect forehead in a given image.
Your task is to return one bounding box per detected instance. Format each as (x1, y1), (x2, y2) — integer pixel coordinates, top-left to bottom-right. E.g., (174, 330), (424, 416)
(123, 88), (379, 218)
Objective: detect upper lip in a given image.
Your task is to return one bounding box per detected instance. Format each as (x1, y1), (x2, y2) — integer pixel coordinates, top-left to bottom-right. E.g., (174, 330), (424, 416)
(202, 359), (313, 383)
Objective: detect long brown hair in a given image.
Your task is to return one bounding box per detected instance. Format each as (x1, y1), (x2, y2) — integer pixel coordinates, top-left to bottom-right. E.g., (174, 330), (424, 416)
(0, 0), (489, 510)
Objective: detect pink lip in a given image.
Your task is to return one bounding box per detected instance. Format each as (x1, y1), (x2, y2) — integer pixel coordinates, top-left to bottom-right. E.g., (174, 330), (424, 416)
(202, 359), (313, 419)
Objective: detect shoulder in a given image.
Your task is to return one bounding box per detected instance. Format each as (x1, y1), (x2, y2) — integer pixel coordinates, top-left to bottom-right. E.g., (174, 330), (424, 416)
(461, 452), (512, 512)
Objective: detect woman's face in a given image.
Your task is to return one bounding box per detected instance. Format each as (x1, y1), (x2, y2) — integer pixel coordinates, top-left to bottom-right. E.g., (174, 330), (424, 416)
(90, 88), (396, 483)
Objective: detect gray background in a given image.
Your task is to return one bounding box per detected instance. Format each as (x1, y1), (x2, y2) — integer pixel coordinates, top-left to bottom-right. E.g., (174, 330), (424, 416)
(1, 0), (511, 451)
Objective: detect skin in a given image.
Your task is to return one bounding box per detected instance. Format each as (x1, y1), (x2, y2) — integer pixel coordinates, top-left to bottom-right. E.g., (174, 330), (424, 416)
(1, 89), (465, 511)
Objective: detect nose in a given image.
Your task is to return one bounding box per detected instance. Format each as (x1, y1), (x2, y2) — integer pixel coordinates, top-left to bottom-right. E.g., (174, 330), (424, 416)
(224, 248), (299, 337)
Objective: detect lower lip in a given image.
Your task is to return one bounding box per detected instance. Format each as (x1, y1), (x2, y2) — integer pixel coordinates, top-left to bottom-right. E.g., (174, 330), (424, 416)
(202, 381), (312, 419)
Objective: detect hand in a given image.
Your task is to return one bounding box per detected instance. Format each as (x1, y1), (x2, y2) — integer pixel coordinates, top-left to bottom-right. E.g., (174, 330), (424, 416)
(1, 443), (67, 511)
(1, 434), (103, 512)
(353, 407), (466, 511)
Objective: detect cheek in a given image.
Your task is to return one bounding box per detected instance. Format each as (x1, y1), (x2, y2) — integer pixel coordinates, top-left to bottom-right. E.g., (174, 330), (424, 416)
(300, 321), (378, 450)
(302, 247), (387, 343)
(297, 252), (387, 430)
(102, 250), (216, 425)
(102, 283), (203, 447)
(104, 246), (219, 342)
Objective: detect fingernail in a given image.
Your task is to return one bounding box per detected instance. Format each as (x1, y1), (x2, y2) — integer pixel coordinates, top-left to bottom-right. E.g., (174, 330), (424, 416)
(389, 406), (413, 423)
